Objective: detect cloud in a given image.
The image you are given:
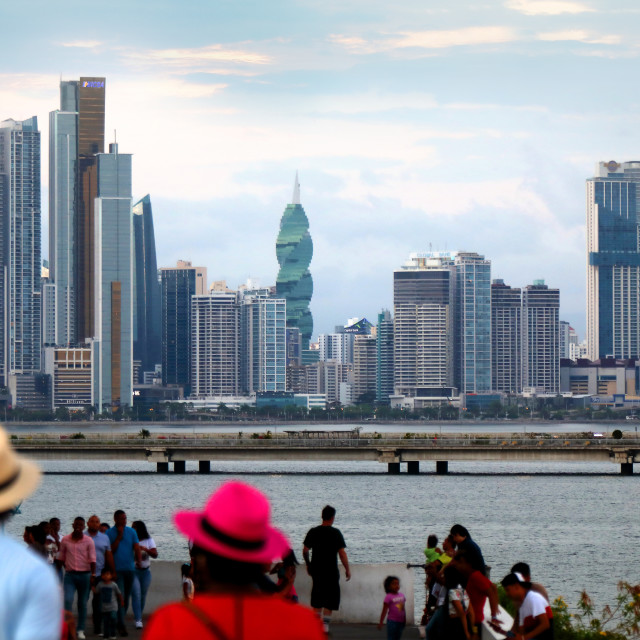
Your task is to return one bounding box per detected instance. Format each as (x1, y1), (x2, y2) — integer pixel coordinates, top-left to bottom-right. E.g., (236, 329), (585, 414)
(58, 40), (103, 49)
(505, 0), (594, 15)
(121, 43), (272, 73)
(537, 29), (621, 44)
(330, 26), (517, 55)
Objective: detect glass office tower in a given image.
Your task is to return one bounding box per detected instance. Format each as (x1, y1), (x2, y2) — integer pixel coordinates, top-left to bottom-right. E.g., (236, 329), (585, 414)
(376, 309), (394, 404)
(0, 117), (42, 385)
(453, 252), (491, 394)
(491, 279), (522, 393)
(75, 77), (106, 342)
(132, 195), (161, 375)
(587, 161), (640, 359)
(276, 174), (313, 350)
(161, 261), (207, 396)
(93, 144), (133, 410)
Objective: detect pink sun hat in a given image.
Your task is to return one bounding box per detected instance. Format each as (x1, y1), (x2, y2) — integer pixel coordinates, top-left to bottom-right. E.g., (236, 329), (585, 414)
(173, 481), (290, 564)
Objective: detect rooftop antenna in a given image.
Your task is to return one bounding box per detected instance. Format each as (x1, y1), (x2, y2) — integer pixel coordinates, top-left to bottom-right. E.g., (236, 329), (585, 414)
(292, 171), (301, 205)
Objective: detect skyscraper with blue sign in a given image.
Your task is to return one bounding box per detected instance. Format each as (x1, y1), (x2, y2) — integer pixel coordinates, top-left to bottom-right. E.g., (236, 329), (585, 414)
(587, 161), (640, 359)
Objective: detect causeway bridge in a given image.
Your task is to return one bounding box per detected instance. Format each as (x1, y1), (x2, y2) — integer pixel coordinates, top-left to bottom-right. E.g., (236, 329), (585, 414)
(12, 432), (640, 474)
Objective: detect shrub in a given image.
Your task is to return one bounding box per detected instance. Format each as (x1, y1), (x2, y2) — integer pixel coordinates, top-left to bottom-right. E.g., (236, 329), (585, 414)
(70, 432), (86, 439)
(138, 429), (151, 439)
(612, 429), (623, 440)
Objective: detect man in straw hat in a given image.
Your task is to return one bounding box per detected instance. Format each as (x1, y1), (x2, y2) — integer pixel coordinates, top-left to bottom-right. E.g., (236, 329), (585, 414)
(143, 481), (325, 640)
(0, 427), (62, 640)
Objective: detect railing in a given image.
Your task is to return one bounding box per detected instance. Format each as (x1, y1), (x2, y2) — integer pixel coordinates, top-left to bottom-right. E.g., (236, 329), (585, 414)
(11, 434), (640, 448)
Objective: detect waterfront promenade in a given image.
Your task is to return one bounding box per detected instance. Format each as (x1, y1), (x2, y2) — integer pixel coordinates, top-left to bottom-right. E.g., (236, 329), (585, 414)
(12, 431), (640, 474)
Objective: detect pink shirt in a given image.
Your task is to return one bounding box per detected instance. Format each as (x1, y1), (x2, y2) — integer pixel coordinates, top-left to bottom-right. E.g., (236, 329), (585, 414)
(57, 534), (96, 572)
(384, 592), (406, 623)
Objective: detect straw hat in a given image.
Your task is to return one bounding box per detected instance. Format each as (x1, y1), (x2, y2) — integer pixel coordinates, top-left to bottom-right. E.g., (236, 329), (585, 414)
(174, 481), (289, 564)
(0, 428), (41, 512)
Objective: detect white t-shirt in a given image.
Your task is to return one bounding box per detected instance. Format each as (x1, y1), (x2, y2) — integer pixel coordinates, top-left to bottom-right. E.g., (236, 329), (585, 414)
(448, 586), (469, 616)
(0, 533), (62, 640)
(137, 538), (156, 569)
(519, 590), (550, 630)
(182, 576), (194, 600)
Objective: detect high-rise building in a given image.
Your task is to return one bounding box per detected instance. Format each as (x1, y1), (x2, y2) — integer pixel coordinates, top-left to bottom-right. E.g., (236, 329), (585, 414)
(491, 279), (522, 394)
(92, 144), (133, 410)
(587, 161), (640, 360)
(353, 335), (377, 402)
(0, 117), (42, 387)
(276, 174), (313, 350)
(161, 261), (207, 395)
(453, 252), (491, 394)
(559, 320), (571, 360)
(522, 280), (560, 393)
(132, 195), (161, 375)
(238, 287), (287, 393)
(318, 333), (353, 363)
(49, 91), (78, 346)
(376, 309), (394, 404)
(191, 292), (239, 397)
(75, 78), (106, 343)
(393, 254), (455, 399)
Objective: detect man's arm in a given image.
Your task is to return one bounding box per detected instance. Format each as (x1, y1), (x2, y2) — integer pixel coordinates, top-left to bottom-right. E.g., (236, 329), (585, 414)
(338, 548), (351, 581)
(133, 542), (142, 564)
(110, 529), (123, 554)
(302, 545), (312, 575)
(105, 548), (115, 574)
(55, 538), (66, 570)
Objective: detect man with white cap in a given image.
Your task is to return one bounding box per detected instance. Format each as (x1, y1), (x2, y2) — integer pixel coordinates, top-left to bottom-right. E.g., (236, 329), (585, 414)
(143, 481), (325, 640)
(0, 427), (62, 640)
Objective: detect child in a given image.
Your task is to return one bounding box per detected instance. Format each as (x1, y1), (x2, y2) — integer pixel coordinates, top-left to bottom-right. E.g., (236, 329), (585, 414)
(378, 575), (406, 640)
(181, 563), (194, 601)
(93, 568), (123, 640)
(424, 534), (441, 564)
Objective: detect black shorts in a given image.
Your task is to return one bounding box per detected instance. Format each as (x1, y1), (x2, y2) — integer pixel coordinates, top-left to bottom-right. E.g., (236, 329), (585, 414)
(310, 573), (341, 611)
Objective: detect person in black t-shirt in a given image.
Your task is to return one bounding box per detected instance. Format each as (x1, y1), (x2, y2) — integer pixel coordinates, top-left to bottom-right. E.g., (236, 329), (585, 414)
(303, 505), (351, 634)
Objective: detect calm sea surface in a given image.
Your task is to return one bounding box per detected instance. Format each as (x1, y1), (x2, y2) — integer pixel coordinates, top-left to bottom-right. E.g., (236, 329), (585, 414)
(4, 456), (639, 617)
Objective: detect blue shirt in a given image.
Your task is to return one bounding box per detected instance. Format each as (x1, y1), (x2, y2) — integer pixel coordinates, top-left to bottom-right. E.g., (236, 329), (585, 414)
(0, 533), (62, 640)
(88, 530), (112, 574)
(106, 526), (139, 572)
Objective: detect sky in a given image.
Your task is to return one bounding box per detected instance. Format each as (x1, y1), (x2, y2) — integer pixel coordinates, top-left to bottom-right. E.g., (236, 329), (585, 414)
(2, 0), (639, 340)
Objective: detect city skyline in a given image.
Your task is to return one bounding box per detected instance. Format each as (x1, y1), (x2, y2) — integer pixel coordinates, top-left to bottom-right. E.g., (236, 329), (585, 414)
(2, 1), (640, 339)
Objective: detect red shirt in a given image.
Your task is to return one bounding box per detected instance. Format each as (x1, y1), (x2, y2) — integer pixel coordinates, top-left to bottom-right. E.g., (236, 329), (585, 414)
(143, 593), (325, 640)
(466, 570), (493, 623)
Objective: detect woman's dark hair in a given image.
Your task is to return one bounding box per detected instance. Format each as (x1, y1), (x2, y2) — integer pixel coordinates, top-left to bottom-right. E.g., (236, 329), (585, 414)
(31, 523), (47, 546)
(181, 563), (191, 577)
(132, 520), (150, 541)
(190, 544), (265, 588)
(383, 575), (399, 593)
(444, 565), (465, 589)
(450, 524), (469, 538)
(282, 549), (299, 567)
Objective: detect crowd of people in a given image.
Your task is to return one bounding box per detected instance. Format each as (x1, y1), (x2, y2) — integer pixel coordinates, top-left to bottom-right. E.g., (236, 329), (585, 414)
(417, 526), (554, 640)
(21, 511), (157, 639)
(1, 426), (556, 640)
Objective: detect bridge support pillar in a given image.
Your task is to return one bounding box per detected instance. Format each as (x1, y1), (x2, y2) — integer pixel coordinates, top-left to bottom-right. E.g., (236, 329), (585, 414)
(199, 460), (211, 474)
(436, 461), (449, 475)
(621, 462), (634, 475)
(157, 462), (169, 474)
(173, 461), (186, 474)
(388, 462), (401, 474)
(407, 461), (420, 475)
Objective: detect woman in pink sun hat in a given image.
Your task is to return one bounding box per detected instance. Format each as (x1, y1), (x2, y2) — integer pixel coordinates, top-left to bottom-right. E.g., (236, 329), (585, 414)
(143, 481), (325, 640)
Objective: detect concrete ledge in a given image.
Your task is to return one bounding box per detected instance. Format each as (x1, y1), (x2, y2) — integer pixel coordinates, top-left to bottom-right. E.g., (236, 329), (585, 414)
(144, 561), (414, 624)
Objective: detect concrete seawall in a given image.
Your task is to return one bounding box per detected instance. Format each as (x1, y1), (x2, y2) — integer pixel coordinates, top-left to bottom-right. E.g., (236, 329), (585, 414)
(144, 561), (415, 624)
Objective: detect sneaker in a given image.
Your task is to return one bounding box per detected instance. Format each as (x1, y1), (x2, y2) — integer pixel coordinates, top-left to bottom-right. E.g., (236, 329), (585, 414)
(135, 621), (143, 629)
(77, 632), (86, 640)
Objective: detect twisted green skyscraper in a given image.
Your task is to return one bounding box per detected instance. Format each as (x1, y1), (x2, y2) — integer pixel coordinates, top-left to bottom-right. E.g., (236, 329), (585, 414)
(276, 173), (313, 348)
